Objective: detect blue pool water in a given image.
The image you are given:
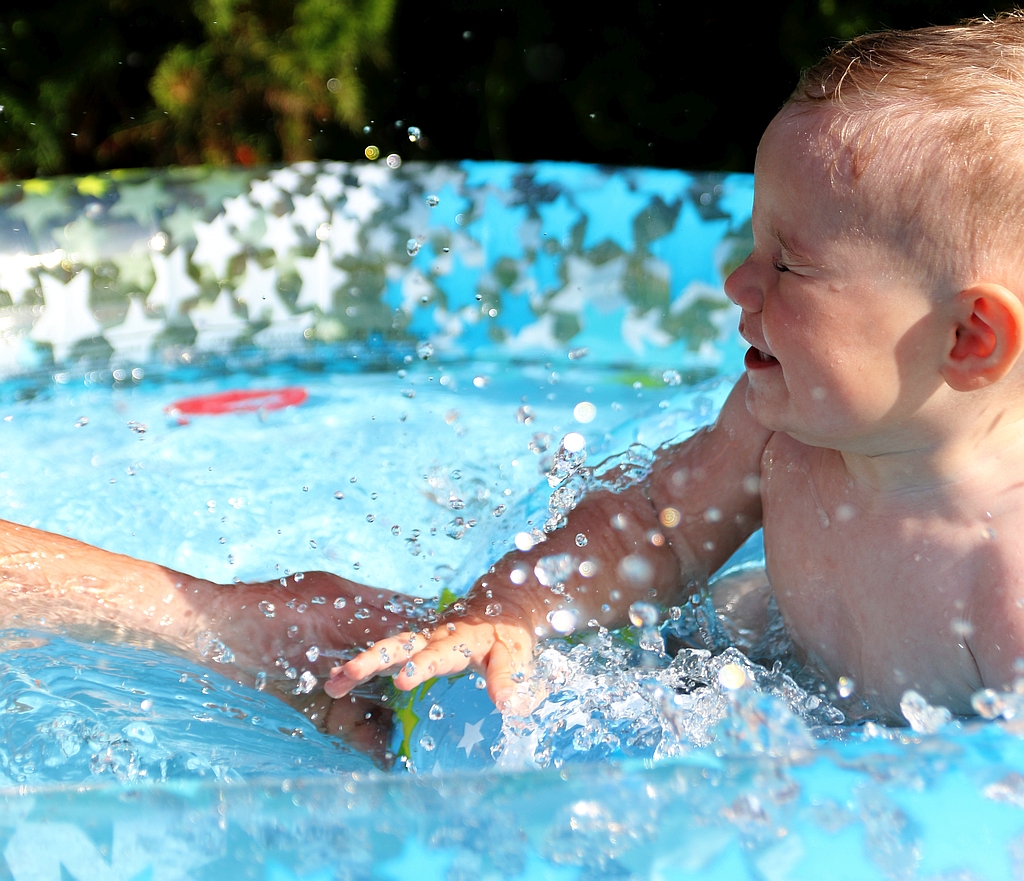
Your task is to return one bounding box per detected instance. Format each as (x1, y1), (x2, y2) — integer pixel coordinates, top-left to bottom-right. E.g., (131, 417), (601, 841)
(0, 160), (1023, 879)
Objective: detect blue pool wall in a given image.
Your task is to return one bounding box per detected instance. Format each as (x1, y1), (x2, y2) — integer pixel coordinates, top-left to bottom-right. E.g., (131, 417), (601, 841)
(0, 161), (751, 375)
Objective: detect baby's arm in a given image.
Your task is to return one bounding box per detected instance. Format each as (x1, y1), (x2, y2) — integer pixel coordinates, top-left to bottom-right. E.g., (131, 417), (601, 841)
(329, 376), (771, 706)
(0, 520), (412, 690)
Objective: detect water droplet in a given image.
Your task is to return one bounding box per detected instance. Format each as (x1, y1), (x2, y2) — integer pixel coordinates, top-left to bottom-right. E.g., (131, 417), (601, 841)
(407, 126), (422, 142)
(364, 145), (380, 160)
(485, 602), (502, 616)
(419, 734), (436, 751)
(618, 555), (653, 587)
(662, 369), (682, 386)
(287, 625), (299, 638)
(473, 375), (489, 388)
(333, 597), (347, 609)
(628, 602), (659, 628)
(407, 238), (421, 257)
(837, 676), (855, 699)
(386, 153), (402, 168)
(327, 77), (341, 92)
(535, 553), (576, 590)
(659, 507), (681, 528)
(425, 193), (439, 207)
(75, 416), (89, 427)
(573, 401), (596, 423)
(428, 703), (444, 720)
(311, 596), (325, 605)
(295, 671), (317, 694)
(403, 661), (416, 677)
(334, 491), (345, 500)
(294, 572), (304, 582)
(366, 514), (375, 523)
(416, 340), (433, 359)
(309, 539), (318, 548)
(547, 608), (577, 634)
(258, 601), (275, 618)
(255, 671), (266, 691)
(492, 504), (506, 517)
(567, 347), (588, 361)
(514, 532), (535, 552)
(575, 533), (588, 547)
(718, 662), (748, 690)
(391, 525), (401, 536)
(354, 608), (371, 620)
(379, 647), (390, 664)
(516, 405), (535, 425)
(445, 517), (467, 539)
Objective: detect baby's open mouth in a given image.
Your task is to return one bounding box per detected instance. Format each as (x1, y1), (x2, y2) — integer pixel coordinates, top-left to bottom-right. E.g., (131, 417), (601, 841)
(744, 346), (779, 369)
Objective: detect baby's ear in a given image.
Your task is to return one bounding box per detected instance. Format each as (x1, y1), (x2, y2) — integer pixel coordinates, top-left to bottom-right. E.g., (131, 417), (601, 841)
(941, 284), (1024, 391)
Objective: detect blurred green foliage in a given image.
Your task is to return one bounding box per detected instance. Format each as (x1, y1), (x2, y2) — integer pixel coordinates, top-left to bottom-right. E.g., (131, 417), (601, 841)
(0, 0), (1016, 179)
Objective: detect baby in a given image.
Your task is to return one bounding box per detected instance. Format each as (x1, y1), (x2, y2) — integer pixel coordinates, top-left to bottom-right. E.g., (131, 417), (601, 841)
(1, 16), (1022, 740)
(327, 14), (1024, 720)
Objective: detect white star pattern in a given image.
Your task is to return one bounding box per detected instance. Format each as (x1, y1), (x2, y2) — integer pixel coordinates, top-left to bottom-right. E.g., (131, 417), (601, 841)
(294, 244), (346, 313)
(291, 193), (329, 237)
(234, 260), (287, 322)
(313, 172), (345, 204)
(0, 255), (37, 303)
(32, 272), (103, 362)
(548, 254), (628, 314)
(327, 212), (361, 260)
(222, 194), (258, 234)
(191, 214), (239, 280)
(622, 307), (672, 356)
(400, 269), (434, 313)
(457, 719), (485, 757)
(104, 297), (164, 364)
(253, 311), (315, 349)
(269, 167), (303, 193)
(189, 290), (248, 354)
(248, 179), (283, 210)
(261, 213), (303, 262)
(148, 247), (199, 321)
(341, 185), (381, 223)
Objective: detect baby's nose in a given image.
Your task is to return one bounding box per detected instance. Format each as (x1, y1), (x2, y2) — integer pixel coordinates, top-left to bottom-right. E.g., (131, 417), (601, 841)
(723, 257), (763, 312)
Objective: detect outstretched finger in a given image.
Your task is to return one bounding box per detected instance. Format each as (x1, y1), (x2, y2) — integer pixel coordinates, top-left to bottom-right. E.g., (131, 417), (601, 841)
(325, 631), (427, 697)
(485, 623), (534, 707)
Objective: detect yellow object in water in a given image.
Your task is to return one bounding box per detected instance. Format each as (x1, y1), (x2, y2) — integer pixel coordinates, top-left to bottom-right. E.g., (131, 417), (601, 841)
(364, 145), (380, 161)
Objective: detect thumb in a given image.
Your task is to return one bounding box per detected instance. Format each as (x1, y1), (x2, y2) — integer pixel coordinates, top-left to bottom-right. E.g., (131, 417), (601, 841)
(485, 623), (533, 709)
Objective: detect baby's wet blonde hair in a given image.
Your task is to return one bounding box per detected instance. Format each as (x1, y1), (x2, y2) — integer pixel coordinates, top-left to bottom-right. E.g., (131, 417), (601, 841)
(787, 12), (1024, 290)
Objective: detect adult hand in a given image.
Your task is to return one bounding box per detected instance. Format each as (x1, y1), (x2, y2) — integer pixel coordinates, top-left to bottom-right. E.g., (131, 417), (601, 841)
(324, 618), (534, 708)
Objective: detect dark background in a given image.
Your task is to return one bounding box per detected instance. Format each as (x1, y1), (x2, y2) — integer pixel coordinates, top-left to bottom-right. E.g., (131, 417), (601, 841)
(0, 0), (1013, 180)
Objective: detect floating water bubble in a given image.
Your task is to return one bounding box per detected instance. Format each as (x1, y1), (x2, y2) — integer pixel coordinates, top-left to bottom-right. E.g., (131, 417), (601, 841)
(535, 553), (577, 591)
(406, 238), (422, 257)
(900, 690), (951, 734)
(326, 77), (341, 93)
(419, 734), (435, 751)
(473, 375), (489, 388)
(445, 517), (467, 539)
(516, 405), (535, 425)
(485, 602), (502, 617)
(354, 608), (371, 620)
(127, 421), (146, 434)
(568, 347), (589, 360)
(407, 126), (422, 142)
(659, 507), (681, 527)
(573, 401), (596, 423)
(287, 625), (299, 638)
(334, 491), (344, 499)
(428, 703), (444, 721)
(258, 601), (275, 618)
(305, 646), (320, 663)
(295, 671), (317, 695)
(425, 194), (439, 207)
(528, 432), (552, 454)
(578, 560), (598, 577)
(547, 609), (577, 634)
(75, 417), (88, 428)
(333, 597), (347, 609)
(510, 566), (528, 584)
(514, 532), (535, 552)
(628, 602), (659, 628)
(379, 647), (390, 665)
(386, 153), (402, 168)
(311, 596), (325, 605)
(662, 369), (682, 386)
(391, 525), (401, 536)
(364, 145), (380, 160)
(575, 533), (588, 547)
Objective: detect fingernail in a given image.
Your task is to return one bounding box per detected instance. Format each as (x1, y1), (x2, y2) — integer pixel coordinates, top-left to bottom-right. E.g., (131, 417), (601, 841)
(325, 671), (355, 699)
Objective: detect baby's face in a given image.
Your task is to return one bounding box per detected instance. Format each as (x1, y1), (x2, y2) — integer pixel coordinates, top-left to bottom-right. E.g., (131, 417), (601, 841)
(724, 106), (947, 452)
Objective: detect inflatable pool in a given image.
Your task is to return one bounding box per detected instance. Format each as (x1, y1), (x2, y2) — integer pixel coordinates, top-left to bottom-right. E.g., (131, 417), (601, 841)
(0, 160), (1020, 880)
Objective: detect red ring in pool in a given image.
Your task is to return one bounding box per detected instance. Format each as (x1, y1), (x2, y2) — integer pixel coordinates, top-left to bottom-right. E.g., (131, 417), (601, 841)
(166, 386), (308, 417)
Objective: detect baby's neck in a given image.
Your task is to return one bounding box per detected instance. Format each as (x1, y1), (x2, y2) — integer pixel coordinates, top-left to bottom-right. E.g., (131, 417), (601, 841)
(837, 405), (1024, 499)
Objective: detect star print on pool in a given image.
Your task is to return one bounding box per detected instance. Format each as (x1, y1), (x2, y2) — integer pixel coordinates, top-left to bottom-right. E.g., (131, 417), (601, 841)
(457, 719), (486, 757)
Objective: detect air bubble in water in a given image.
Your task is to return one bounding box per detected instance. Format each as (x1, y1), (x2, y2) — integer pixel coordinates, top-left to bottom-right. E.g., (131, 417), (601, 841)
(258, 601), (275, 618)
(407, 239), (421, 257)
(445, 517), (467, 539)
(407, 126), (422, 142)
(425, 194), (439, 207)
(628, 602), (659, 628)
(386, 153), (402, 168)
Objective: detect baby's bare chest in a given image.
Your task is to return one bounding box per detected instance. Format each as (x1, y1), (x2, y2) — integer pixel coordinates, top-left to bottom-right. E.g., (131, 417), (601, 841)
(759, 447), (994, 712)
